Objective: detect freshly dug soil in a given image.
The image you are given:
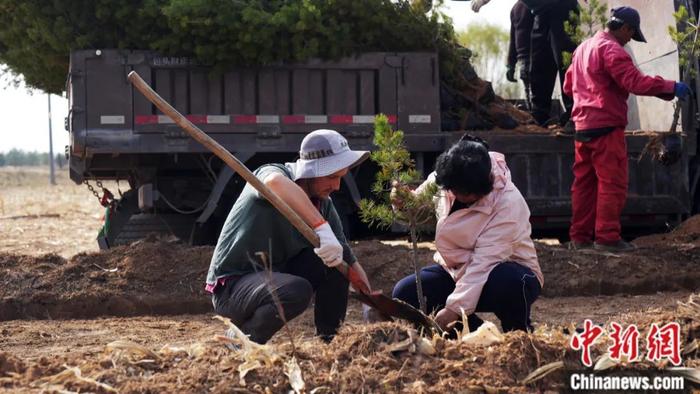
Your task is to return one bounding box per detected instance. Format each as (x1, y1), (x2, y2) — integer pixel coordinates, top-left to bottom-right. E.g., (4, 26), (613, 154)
(634, 214), (700, 248)
(1, 294), (698, 393)
(1, 216), (699, 321)
(0, 239), (212, 321)
(541, 214), (700, 297)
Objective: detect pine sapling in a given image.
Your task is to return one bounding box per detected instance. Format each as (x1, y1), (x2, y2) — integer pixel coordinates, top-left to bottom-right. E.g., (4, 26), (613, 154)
(667, 6), (698, 133)
(641, 6), (698, 165)
(563, 0), (607, 67)
(359, 114), (438, 314)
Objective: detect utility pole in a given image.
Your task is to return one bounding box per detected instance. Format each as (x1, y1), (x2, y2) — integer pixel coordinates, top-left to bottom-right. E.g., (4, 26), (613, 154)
(48, 93), (56, 185)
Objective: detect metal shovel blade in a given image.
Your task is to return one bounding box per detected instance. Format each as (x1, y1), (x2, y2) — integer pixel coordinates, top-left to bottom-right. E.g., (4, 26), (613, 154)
(343, 261), (440, 332)
(366, 291), (442, 334)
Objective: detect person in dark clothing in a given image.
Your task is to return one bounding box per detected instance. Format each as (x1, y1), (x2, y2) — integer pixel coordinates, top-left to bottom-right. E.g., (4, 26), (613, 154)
(528, 0), (579, 126)
(473, 0), (579, 127)
(472, 0), (558, 14)
(506, 0), (535, 109)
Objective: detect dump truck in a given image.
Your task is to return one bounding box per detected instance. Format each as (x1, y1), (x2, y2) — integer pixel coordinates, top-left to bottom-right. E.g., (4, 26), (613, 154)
(66, 3), (699, 248)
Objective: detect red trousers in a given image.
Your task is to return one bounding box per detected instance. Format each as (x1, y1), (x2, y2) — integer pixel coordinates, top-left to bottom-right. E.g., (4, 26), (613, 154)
(569, 128), (628, 244)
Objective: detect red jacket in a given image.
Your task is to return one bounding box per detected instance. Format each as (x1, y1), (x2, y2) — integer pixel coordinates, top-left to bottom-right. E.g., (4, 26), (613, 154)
(563, 31), (675, 131)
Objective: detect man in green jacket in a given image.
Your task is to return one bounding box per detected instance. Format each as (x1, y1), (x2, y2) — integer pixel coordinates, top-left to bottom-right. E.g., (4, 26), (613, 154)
(205, 129), (371, 344)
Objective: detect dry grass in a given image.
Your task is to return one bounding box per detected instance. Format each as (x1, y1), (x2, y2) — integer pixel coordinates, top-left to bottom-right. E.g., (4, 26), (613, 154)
(0, 166), (122, 257)
(3, 298), (698, 393)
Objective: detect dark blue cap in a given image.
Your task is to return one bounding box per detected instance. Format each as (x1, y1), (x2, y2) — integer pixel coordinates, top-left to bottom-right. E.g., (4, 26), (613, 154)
(610, 6), (646, 42)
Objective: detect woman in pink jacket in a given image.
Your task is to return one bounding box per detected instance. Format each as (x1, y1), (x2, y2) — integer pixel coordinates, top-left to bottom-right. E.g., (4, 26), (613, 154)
(392, 135), (544, 334)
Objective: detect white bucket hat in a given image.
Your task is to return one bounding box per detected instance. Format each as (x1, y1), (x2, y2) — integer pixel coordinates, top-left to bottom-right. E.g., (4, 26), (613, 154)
(288, 129), (369, 181)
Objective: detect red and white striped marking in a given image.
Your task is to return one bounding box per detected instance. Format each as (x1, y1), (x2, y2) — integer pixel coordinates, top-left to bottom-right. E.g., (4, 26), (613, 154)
(134, 114), (401, 125)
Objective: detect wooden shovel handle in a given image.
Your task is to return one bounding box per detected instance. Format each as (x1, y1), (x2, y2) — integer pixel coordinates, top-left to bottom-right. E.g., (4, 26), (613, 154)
(127, 71), (370, 294)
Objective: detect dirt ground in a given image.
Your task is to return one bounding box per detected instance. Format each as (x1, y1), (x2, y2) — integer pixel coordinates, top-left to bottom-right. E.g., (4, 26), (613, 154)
(0, 296), (698, 393)
(2, 221), (697, 321)
(1, 166), (699, 392)
(0, 167), (115, 257)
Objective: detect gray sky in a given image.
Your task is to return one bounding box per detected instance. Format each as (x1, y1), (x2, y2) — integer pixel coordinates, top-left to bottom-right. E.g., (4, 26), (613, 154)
(0, 0), (514, 154)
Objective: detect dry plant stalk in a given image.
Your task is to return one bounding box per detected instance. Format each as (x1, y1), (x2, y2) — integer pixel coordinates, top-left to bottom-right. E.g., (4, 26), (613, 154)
(676, 293), (700, 318)
(386, 328), (436, 356)
(254, 245), (297, 357)
(460, 320), (504, 346)
(159, 343), (208, 358)
(668, 367), (700, 384)
(213, 316), (282, 387)
(32, 364), (117, 393)
(593, 353), (622, 371)
(521, 360), (564, 385)
(284, 357), (306, 394)
(105, 340), (161, 368)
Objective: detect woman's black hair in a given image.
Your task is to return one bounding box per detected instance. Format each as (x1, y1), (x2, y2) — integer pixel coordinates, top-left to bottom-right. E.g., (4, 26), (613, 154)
(434, 134), (493, 196)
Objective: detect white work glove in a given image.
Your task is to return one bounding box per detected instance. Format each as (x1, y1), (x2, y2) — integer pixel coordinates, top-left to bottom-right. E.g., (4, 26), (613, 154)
(313, 222), (343, 267)
(471, 0), (490, 12)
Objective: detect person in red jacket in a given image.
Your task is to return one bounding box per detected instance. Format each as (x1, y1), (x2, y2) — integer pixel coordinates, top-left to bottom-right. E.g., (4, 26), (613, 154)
(563, 6), (690, 252)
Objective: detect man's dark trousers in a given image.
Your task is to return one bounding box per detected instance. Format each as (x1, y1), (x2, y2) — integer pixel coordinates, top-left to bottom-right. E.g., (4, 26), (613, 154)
(529, 0), (579, 125)
(212, 248), (349, 343)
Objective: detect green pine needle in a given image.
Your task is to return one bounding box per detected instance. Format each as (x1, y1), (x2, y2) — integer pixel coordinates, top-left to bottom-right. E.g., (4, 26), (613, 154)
(359, 114), (437, 230)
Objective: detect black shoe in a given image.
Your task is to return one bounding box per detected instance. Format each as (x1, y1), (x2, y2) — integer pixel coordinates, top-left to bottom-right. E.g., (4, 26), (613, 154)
(565, 241), (593, 250)
(536, 118), (555, 127)
(593, 240), (636, 252)
(561, 120), (575, 136)
(318, 334), (334, 344)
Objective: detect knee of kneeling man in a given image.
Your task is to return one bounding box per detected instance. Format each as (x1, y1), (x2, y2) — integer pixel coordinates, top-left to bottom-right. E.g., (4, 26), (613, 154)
(288, 279), (314, 310)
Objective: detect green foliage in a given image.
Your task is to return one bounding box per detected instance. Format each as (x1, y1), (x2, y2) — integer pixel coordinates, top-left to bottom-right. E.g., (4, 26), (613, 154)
(564, 0), (606, 44)
(563, 0), (606, 67)
(0, 149), (55, 166)
(359, 114), (437, 229)
(358, 199), (395, 229)
(456, 23), (517, 98)
(0, 0), (463, 94)
(0, 0), (170, 93)
(669, 5), (699, 79)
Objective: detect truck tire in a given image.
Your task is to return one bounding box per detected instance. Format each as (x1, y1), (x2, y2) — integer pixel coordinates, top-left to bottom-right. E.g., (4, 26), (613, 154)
(112, 214), (195, 246)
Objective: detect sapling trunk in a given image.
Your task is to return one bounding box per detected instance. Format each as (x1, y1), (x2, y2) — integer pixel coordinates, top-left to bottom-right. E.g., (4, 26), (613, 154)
(359, 114), (437, 317)
(409, 220), (427, 314)
(670, 103), (681, 134)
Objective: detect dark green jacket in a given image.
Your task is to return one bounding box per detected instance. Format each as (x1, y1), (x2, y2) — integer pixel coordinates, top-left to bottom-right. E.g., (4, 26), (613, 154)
(206, 164), (355, 285)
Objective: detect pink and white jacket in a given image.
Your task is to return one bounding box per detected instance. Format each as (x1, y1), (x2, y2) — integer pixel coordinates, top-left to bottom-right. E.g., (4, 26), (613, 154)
(415, 152), (543, 315)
